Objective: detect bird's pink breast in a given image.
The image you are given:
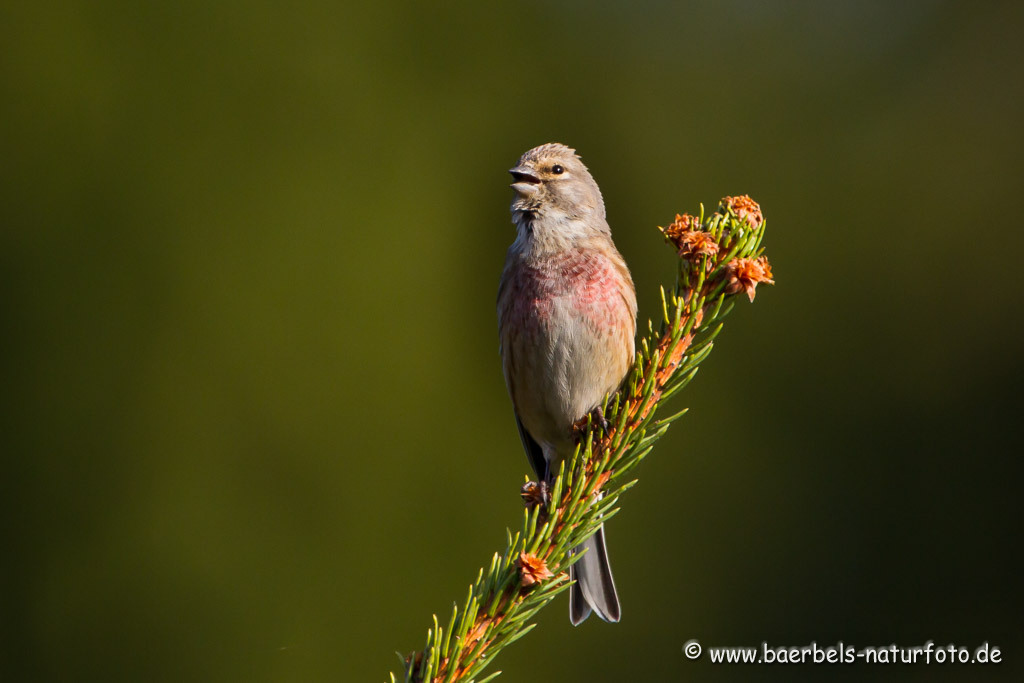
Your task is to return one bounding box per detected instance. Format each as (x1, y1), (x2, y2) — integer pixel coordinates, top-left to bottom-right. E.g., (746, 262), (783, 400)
(506, 248), (624, 333)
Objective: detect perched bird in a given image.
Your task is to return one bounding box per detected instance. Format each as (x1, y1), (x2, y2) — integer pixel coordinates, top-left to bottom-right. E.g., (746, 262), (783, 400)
(497, 143), (637, 625)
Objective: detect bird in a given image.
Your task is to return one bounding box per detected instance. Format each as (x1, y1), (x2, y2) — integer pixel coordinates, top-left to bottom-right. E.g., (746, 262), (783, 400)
(496, 143), (637, 625)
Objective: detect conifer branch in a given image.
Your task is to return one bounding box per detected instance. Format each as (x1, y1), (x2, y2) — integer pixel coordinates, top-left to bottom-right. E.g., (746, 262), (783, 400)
(390, 196), (774, 683)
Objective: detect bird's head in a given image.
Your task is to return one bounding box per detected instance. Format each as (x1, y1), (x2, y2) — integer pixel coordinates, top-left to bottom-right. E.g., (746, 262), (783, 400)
(509, 143), (605, 221)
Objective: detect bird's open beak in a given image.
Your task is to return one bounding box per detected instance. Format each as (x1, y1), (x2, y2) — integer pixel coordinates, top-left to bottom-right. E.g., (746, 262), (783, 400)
(509, 166), (540, 195)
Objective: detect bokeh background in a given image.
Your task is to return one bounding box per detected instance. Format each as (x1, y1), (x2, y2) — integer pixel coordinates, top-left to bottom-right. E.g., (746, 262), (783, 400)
(3, 1), (1022, 681)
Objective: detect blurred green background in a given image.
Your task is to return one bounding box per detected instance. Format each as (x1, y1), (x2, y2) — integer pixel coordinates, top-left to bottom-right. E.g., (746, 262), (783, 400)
(2, 1), (1022, 681)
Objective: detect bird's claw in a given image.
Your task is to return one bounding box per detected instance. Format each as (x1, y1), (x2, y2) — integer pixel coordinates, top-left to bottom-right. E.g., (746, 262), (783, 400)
(521, 480), (551, 509)
(572, 405), (610, 440)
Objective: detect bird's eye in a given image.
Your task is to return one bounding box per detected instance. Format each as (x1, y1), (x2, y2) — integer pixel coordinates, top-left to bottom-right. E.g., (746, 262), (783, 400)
(551, 164), (564, 175)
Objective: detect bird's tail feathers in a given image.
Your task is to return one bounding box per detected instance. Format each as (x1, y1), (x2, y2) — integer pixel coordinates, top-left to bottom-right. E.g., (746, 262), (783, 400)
(569, 523), (620, 625)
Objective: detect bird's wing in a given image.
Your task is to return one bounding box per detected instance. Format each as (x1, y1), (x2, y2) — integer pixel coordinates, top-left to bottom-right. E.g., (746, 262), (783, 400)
(498, 256), (548, 480)
(515, 411), (548, 481)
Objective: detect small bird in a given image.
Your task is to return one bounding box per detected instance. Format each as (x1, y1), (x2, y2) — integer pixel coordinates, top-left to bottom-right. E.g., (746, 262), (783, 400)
(497, 143), (637, 624)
